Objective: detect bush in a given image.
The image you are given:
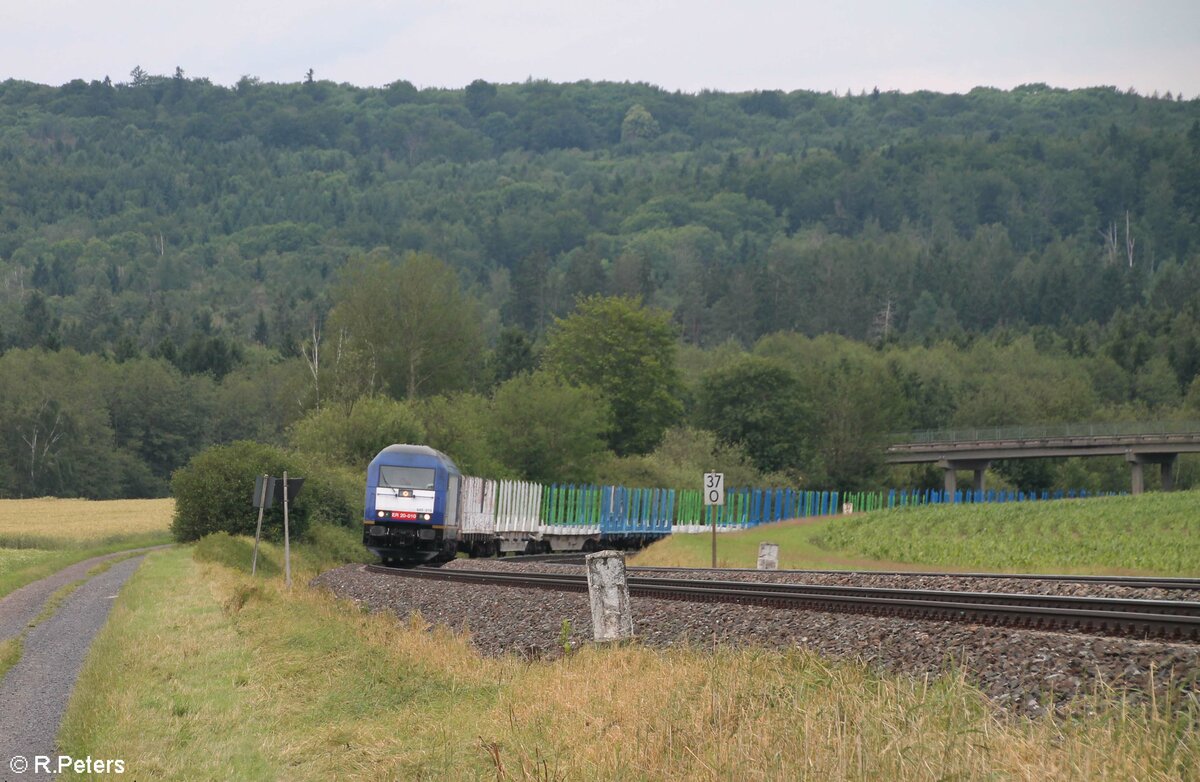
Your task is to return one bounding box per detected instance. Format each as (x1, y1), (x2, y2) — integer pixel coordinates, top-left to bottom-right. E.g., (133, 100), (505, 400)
(290, 452), (364, 528)
(170, 441), (365, 543)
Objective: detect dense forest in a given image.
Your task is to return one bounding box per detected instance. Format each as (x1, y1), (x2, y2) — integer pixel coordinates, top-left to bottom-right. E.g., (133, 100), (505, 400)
(2, 71), (1199, 500)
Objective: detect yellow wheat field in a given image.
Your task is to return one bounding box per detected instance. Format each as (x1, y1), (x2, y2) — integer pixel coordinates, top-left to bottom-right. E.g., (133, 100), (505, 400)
(0, 498), (174, 547)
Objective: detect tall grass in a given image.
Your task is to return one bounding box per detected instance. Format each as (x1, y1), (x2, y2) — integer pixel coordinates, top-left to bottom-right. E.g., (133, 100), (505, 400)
(59, 548), (1199, 780)
(0, 497), (173, 549)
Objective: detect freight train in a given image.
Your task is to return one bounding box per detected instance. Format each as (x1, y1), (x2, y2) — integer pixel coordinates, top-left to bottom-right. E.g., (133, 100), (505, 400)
(362, 443), (1114, 563)
(362, 443), (844, 564)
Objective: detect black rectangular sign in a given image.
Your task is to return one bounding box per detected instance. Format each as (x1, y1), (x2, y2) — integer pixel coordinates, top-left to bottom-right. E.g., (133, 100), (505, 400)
(274, 477), (305, 504)
(253, 475), (305, 508)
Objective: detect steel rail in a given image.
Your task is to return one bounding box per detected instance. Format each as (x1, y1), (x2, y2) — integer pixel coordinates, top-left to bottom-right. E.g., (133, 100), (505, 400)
(363, 565), (1200, 642)
(624, 566), (1200, 592)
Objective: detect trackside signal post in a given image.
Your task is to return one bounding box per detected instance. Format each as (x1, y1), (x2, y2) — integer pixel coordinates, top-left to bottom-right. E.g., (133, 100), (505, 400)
(704, 472), (724, 568)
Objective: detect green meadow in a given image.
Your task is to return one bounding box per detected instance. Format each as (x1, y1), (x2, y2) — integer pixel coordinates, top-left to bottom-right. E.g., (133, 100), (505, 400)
(635, 492), (1200, 576)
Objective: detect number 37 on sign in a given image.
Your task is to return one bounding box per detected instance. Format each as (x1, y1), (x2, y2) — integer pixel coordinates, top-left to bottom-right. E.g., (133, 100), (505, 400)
(703, 472), (725, 506)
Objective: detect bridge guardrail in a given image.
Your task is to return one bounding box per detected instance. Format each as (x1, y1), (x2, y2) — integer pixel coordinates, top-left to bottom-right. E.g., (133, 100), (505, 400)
(889, 421), (1200, 446)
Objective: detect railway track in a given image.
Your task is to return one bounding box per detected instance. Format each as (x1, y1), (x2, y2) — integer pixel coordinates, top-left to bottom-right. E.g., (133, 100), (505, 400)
(451, 556), (1200, 592)
(365, 564), (1200, 642)
(626, 566), (1200, 592)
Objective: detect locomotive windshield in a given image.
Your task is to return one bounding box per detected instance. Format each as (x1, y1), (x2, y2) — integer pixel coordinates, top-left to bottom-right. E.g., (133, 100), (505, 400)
(379, 466), (436, 490)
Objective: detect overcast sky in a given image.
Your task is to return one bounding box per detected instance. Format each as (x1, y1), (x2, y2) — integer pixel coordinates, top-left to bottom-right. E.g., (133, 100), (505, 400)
(2, 0), (1198, 97)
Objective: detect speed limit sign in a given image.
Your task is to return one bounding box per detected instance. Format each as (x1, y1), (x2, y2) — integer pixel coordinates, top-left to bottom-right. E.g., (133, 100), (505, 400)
(703, 472), (725, 506)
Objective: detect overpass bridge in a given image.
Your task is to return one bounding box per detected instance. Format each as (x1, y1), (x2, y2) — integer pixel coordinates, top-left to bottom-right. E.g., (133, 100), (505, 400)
(885, 421), (1200, 496)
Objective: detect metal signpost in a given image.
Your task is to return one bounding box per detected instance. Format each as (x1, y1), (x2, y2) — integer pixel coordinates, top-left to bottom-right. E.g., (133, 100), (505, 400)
(704, 471), (724, 568)
(249, 473), (305, 586)
(282, 471), (292, 588)
(251, 474), (274, 576)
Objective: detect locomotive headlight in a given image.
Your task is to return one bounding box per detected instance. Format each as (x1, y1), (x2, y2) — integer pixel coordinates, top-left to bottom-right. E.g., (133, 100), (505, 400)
(377, 511), (385, 518)
(423, 513), (431, 521)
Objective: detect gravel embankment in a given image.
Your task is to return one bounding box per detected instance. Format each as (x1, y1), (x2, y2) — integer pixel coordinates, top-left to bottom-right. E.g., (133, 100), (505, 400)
(0, 556), (145, 782)
(313, 562), (1200, 717)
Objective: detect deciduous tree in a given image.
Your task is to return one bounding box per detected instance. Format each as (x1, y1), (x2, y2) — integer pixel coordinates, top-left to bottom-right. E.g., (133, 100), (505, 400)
(696, 357), (813, 475)
(330, 251), (484, 400)
(542, 295), (682, 456)
(488, 372), (612, 482)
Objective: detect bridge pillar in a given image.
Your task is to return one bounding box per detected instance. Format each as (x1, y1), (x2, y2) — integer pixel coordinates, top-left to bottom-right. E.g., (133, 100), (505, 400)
(937, 459), (991, 500)
(1129, 459), (1144, 495)
(1125, 452), (1178, 495)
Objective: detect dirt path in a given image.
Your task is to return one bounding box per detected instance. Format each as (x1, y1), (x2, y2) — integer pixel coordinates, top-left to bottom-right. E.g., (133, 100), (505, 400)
(0, 555), (148, 781)
(0, 546), (167, 644)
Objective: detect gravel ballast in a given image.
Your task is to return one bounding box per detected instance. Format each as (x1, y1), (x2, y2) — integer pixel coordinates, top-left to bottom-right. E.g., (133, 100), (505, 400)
(445, 557), (1200, 602)
(313, 562), (1200, 717)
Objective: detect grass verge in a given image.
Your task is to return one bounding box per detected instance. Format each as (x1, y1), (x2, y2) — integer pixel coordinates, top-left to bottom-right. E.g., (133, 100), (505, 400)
(58, 547), (1199, 781)
(190, 522), (373, 580)
(635, 492), (1200, 575)
(0, 636), (20, 680)
(631, 516), (919, 570)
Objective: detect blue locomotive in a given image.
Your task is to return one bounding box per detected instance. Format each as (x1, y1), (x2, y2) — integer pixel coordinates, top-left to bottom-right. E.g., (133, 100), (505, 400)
(363, 444), (461, 563)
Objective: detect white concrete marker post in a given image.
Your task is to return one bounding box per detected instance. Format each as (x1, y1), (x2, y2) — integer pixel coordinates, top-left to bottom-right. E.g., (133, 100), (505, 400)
(585, 550), (634, 643)
(756, 541), (779, 571)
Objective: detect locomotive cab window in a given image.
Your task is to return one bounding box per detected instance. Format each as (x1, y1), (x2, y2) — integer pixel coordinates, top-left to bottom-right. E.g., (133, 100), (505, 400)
(379, 466), (436, 490)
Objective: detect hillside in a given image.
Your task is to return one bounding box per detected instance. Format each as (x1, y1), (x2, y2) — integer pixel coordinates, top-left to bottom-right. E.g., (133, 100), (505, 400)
(2, 76), (1198, 351)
